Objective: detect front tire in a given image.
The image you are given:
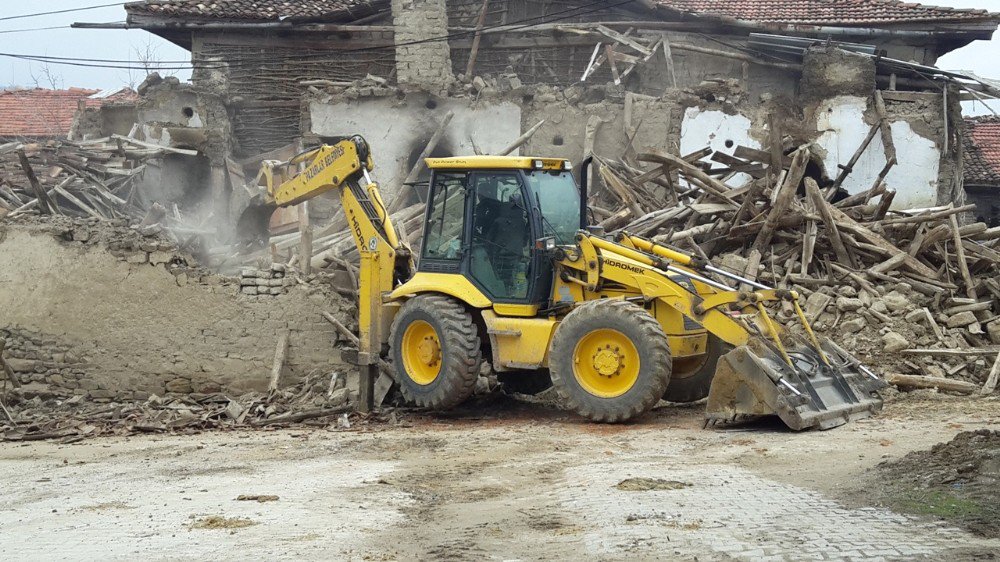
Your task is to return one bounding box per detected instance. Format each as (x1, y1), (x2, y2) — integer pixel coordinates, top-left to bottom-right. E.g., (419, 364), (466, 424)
(390, 295), (482, 409)
(550, 299), (672, 423)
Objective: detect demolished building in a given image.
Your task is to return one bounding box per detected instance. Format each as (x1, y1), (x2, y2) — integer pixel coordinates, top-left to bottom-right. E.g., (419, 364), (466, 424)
(3, 0), (1000, 438)
(71, 0), (1000, 239)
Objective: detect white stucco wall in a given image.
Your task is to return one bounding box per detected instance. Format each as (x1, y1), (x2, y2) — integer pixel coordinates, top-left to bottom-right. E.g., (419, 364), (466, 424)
(815, 96), (939, 210)
(309, 96), (522, 199)
(679, 108), (761, 188)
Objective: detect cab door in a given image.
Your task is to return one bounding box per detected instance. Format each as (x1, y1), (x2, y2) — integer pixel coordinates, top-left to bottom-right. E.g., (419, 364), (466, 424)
(467, 171), (536, 302)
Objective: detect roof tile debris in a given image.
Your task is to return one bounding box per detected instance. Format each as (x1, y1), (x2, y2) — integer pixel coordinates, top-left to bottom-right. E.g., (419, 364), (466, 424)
(125, 0), (999, 25)
(0, 88), (136, 139)
(964, 116), (1000, 187)
(656, 0), (999, 25)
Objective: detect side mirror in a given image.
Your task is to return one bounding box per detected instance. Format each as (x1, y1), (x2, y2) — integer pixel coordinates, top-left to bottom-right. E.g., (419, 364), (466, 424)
(534, 237), (557, 252)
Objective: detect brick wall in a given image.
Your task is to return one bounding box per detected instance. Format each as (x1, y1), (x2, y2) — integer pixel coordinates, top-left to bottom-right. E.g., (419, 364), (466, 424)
(392, 0), (455, 91)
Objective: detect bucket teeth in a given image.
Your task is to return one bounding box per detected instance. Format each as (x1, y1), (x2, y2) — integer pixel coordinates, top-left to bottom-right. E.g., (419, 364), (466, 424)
(705, 338), (885, 431)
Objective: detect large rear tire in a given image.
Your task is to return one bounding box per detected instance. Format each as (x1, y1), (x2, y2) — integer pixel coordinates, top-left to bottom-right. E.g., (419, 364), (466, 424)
(550, 299), (672, 423)
(664, 334), (732, 403)
(390, 295), (482, 409)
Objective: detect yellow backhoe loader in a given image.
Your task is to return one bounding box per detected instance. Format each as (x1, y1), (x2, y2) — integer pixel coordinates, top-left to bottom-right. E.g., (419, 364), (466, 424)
(249, 136), (885, 430)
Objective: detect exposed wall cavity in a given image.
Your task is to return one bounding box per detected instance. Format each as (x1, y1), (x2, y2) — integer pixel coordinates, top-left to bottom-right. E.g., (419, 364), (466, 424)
(680, 108), (761, 187)
(814, 95), (941, 209)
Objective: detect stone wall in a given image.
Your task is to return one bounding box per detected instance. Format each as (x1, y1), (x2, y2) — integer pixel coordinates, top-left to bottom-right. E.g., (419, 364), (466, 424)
(0, 218), (354, 402)
(392, 0), (455, 92)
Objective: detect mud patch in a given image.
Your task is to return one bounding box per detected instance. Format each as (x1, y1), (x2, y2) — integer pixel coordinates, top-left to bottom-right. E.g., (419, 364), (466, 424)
(874, 430), (1000, 538)
(190, 515), (258, 530)
(616, 478), (691, 491)
(236, 494), (279, 503)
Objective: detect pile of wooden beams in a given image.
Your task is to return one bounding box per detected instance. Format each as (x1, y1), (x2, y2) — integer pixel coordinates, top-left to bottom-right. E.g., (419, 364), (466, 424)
(595, 135), (1000, 394)
(0, 134), (175, 221)
(598, 143), (999, 303)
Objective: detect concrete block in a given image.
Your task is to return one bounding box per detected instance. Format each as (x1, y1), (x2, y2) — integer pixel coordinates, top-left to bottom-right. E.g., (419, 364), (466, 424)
(988, 320), (1000, 345)
(882, 332), (909, 353)
(881, 291), (911, 313)
(165, 378), (193, 394)
(946, 311), (978, 328)
(836, 297), (864, 312)
(149, 251), (174, 265)
(841, 317), (866, 334)
(804, 292), (832, 318)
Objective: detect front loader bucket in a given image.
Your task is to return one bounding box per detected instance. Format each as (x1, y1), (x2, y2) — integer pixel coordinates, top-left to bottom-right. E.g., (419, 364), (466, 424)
(705, 338), (886, 431)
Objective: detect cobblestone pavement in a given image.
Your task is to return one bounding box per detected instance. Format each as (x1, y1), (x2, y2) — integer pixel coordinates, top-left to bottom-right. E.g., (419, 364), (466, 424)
(560, 461), (999, 561)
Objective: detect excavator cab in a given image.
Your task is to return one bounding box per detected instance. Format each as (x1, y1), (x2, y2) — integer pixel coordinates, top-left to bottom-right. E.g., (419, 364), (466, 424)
(419, 157), (579, 305)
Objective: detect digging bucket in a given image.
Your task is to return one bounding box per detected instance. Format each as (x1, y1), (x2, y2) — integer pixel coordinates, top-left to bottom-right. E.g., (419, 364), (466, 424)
(705, 337), (886, 431)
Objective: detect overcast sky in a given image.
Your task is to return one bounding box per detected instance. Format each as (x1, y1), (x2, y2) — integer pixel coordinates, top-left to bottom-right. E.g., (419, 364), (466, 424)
(0, 0), (996, 114)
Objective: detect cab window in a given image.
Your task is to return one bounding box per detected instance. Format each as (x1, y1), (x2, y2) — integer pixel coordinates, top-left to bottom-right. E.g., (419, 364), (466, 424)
(423, 173), (467, 261)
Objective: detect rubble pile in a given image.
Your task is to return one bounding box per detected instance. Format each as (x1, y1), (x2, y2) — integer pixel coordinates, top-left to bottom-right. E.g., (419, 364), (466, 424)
(596, 141), (1000, 392)
(0, 369), (371, 442)
(0, 136), (168, 221)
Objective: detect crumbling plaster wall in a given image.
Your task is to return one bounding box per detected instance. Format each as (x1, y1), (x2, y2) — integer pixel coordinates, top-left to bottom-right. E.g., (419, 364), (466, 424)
(801, 48), (955, 209)
(813, 95), (944, 209)
(0, 219), (349, 401)
(520, 93), (678, 165)
(309, 94), (521, 200)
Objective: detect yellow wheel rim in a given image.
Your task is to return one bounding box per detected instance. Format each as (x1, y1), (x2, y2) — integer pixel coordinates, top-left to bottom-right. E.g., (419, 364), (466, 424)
(572, 328), (640, 398)
(401, 320), (442, 386)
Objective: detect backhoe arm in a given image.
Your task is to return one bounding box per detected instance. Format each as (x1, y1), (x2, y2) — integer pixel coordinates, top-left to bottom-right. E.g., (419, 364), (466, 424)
(253, 136), (413, 410)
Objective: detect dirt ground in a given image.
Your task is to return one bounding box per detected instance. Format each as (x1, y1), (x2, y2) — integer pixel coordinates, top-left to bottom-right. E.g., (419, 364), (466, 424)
(868, 428), (1000, 538)
(2, 394), (999, 561)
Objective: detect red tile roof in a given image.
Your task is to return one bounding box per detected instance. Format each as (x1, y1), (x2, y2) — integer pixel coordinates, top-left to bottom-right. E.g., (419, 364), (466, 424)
(656, 0), (999, 26)
(125, 0), (999, 26)
(964, 116), (1000, 187)
(0, 88), (137, 139)
(126, 0), (387, 22)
